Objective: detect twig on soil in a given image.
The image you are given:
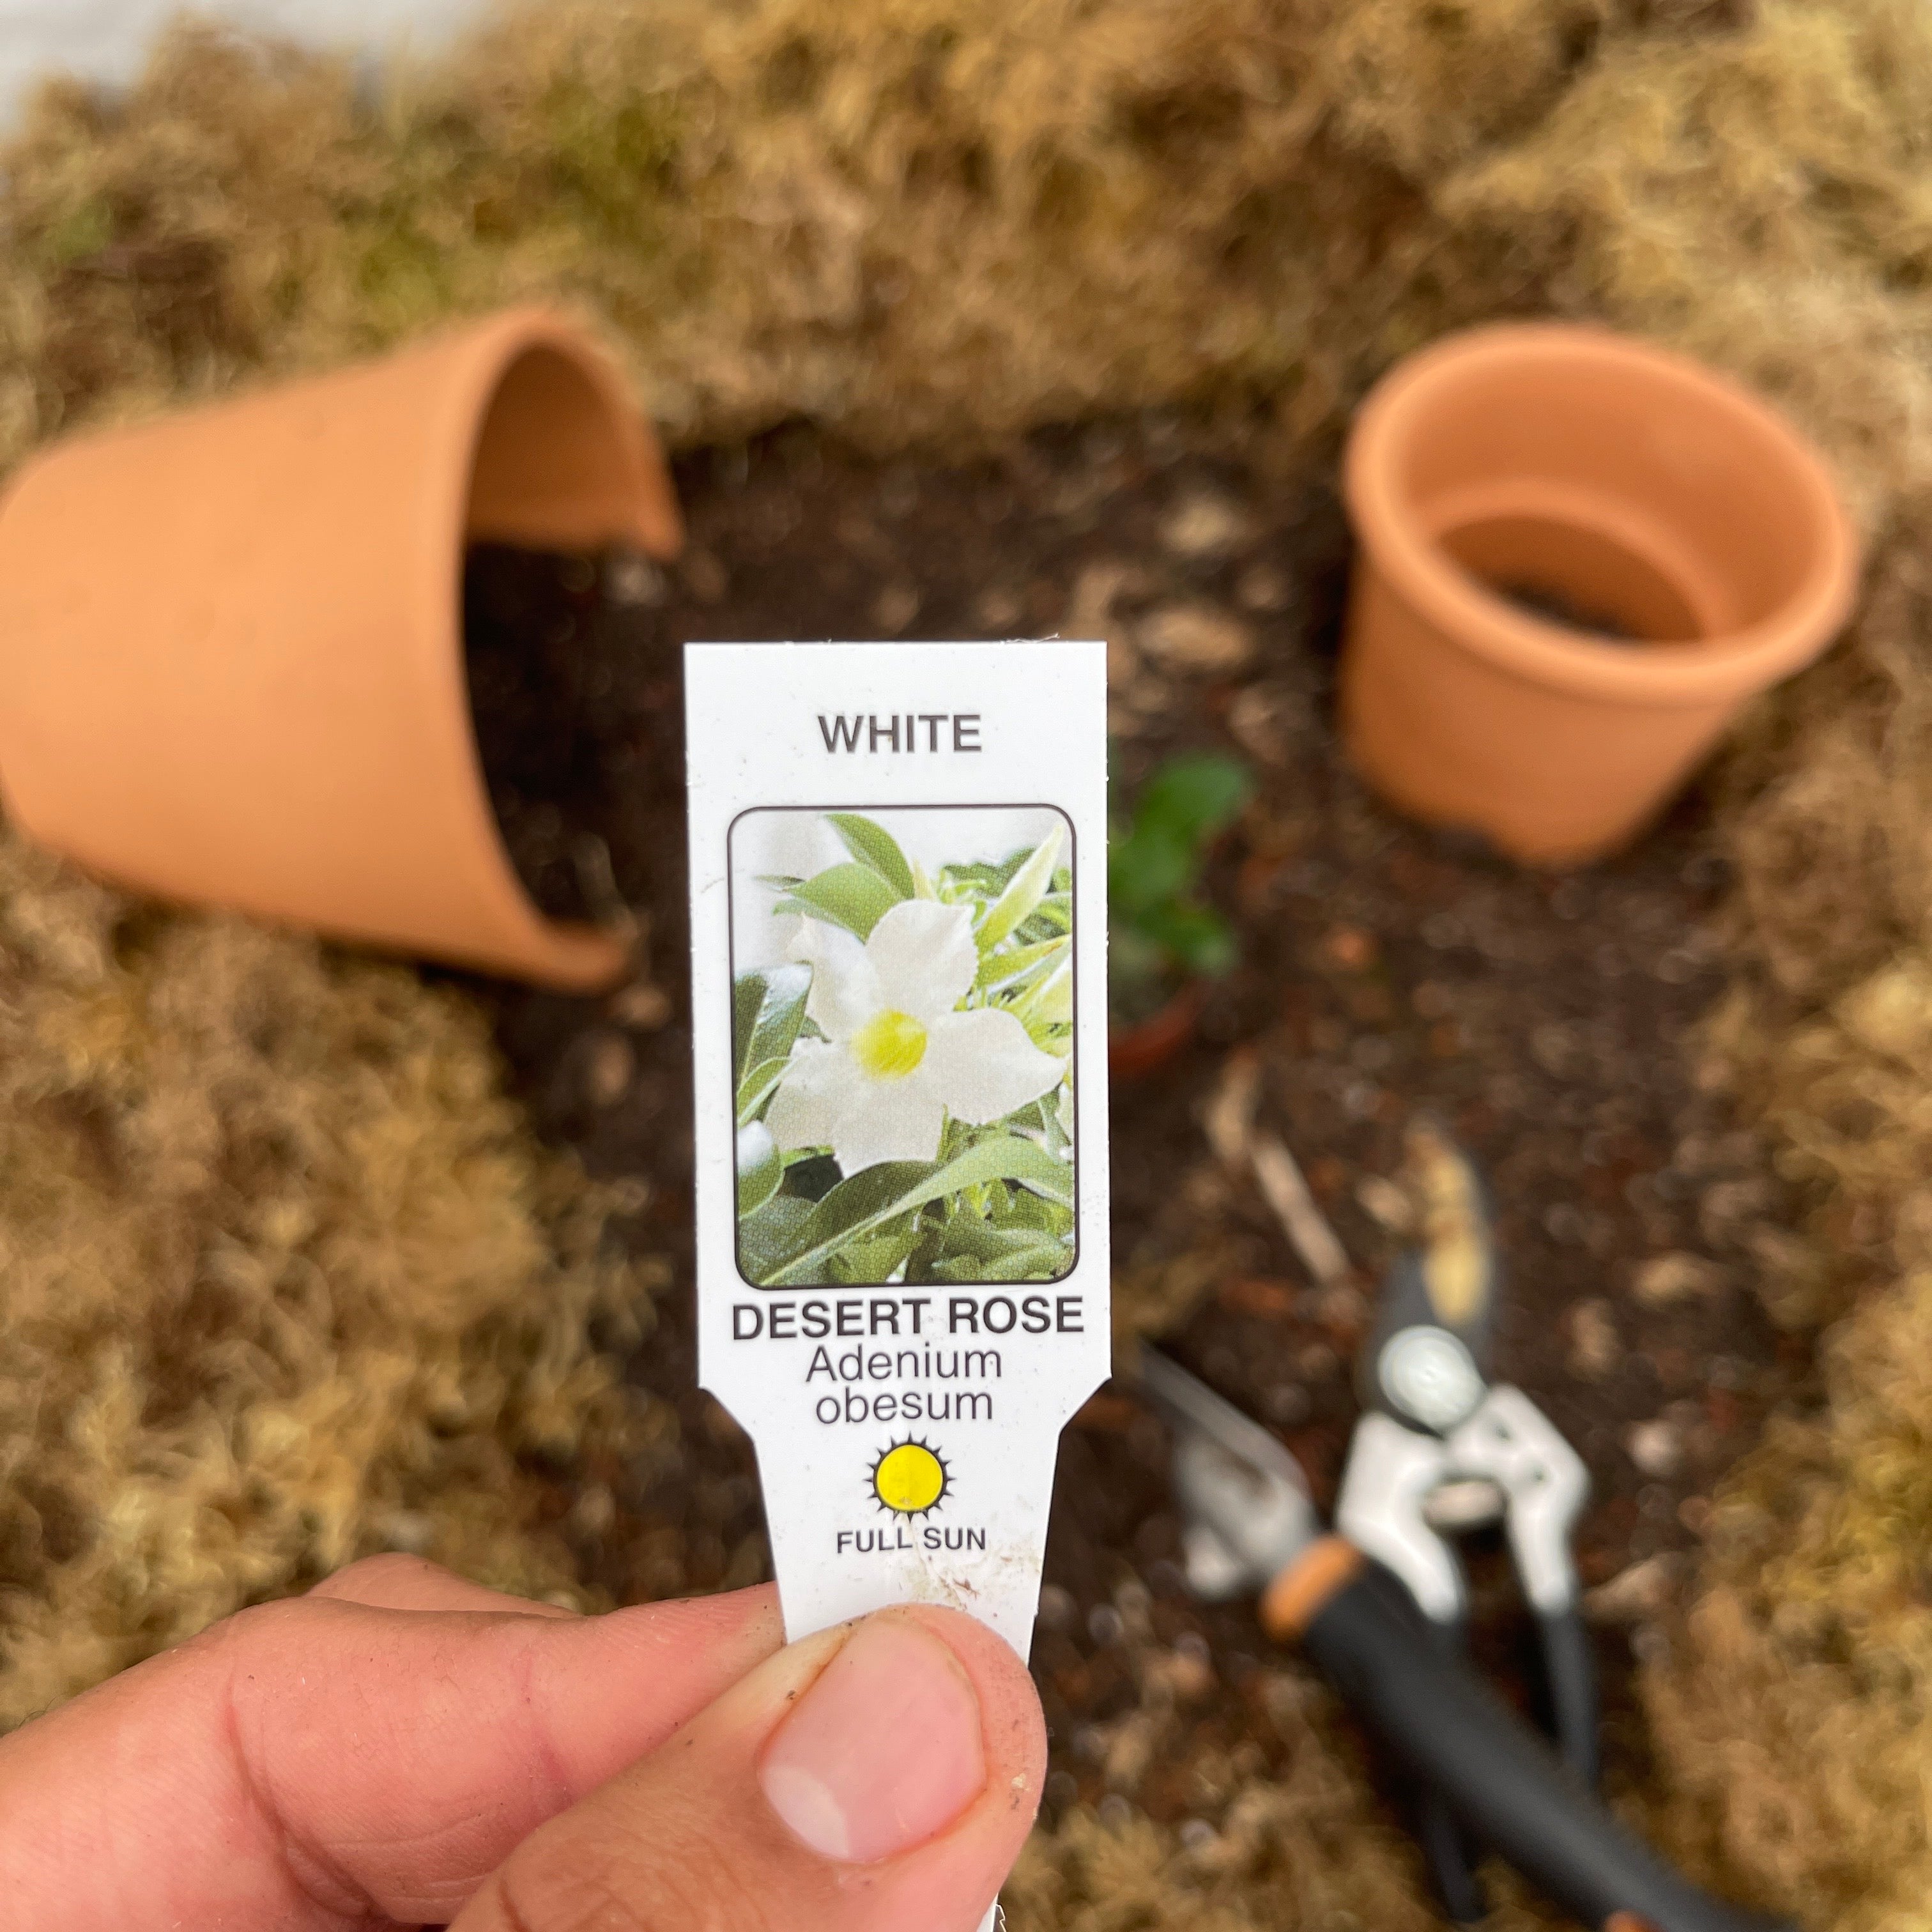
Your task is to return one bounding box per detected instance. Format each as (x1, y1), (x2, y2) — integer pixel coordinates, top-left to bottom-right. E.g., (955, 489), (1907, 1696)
(1204, 1050), (1354, 1291)
(1251, 1136), (1353, 1291)
(1202, 1046), (1262, 1168)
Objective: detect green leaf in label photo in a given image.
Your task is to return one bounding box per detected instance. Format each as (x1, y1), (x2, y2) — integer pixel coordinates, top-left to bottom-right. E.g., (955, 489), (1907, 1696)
(825, 812), (916, 899)
(975, 822), (1064, 954)
(735, 1121), (785, 1215)
(737, 1192), (818, 1284)
(781, 861), (905, 940)
(749, 1135), (1073, 1287)
(735, 1055), (792, 1128)
(733, 963), (812, 1087)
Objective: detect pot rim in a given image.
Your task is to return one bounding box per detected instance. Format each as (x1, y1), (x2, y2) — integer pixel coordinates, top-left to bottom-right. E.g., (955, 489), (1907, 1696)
(421, 306), (669, 988)
(1344, 322), (1862, 708)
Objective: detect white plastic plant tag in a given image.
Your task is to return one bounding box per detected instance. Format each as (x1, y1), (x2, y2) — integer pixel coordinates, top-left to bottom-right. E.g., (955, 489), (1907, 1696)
(685, 641), (1111, 1673)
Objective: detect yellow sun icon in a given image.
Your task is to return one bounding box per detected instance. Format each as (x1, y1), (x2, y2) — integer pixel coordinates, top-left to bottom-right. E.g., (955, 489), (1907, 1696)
(870, 1439), (949, 1517)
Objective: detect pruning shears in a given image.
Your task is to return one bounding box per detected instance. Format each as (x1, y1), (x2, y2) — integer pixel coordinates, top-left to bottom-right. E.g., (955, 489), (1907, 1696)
(1335, 1119), (1596, 1921)
(1133, 1342), (1790, 1932)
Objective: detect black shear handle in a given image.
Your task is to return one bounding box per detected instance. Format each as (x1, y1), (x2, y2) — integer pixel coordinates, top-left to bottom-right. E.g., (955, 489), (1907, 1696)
(1295, 1561), (1790, 1932)
(1414, 1603), (1602, 1924)
(1539, 1604), (1602, 1791)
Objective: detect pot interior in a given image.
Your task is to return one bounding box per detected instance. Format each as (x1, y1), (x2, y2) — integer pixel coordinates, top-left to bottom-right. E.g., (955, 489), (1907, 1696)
(1390, 337), (1839, 647)
(1436, 509), (1706, 646)
(467, 341), (651, 553)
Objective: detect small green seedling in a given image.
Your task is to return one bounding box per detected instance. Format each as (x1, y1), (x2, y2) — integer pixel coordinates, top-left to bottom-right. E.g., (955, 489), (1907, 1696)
(1108, 749), (1254, 1023)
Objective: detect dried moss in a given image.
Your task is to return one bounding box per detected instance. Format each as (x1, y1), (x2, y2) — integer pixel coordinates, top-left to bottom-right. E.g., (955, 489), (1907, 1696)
(1634, 1239), (1932, 1927)
(0, 825), (664, 1726)
(1008, 1770), (1436, 1932)
(1635, 668), (1932, 1924)
(4, 0), (1932, 1926)
(1618, 13), (1932, 1911)
(8, 0), (1919, 470)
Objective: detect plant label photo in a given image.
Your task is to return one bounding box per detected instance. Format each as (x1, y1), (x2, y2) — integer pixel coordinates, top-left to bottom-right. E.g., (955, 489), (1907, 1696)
(686, 641), (1111, 1662)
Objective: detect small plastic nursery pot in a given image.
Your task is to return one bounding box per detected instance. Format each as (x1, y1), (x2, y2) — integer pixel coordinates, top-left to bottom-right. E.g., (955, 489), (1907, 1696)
(0, 307), (682, 988)
(1108, 979), (1207, 1081)
(1339, 323), (1859, 865)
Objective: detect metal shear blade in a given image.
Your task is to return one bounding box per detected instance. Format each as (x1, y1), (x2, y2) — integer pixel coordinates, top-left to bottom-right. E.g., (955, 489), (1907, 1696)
(1132, 1346), (1319, 1601)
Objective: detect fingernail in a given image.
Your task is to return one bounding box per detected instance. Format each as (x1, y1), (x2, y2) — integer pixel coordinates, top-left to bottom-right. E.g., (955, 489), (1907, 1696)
(759, 1614), (986, 1863)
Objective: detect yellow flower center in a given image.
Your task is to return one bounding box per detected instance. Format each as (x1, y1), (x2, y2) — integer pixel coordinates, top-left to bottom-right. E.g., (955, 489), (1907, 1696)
(850, 1008), (928, 1082)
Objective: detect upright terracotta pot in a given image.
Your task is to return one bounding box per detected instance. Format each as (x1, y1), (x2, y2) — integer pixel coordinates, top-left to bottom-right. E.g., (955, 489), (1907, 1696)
(1340, 323), (1859, 864)
(0, 307), (682, 987)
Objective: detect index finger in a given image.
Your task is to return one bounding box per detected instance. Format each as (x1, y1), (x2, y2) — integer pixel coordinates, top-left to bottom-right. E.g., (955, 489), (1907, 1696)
(0, 1568), (782, 1932)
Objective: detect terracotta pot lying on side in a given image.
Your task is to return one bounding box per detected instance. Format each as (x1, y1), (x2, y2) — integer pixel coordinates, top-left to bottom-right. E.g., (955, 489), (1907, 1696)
(0, 307), (682, 988)
(1339, 323), (1860, 866)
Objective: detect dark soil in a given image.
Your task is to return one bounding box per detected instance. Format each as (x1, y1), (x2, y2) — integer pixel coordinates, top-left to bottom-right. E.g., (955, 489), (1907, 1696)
(1494, 579), (1643, 643)
(463, 417), (1807, 1839)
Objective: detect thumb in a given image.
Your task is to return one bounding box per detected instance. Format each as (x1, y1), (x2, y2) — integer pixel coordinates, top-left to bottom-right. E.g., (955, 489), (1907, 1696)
(454, 1604), (1045, 1932)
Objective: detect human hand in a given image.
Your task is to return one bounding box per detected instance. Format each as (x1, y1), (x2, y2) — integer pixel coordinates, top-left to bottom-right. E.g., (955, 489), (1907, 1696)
(0, 1554), (1046, 1930)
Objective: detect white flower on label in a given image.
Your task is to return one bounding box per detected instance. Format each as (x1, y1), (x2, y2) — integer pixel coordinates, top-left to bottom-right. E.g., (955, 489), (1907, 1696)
(766, 899), (1066, 1175)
